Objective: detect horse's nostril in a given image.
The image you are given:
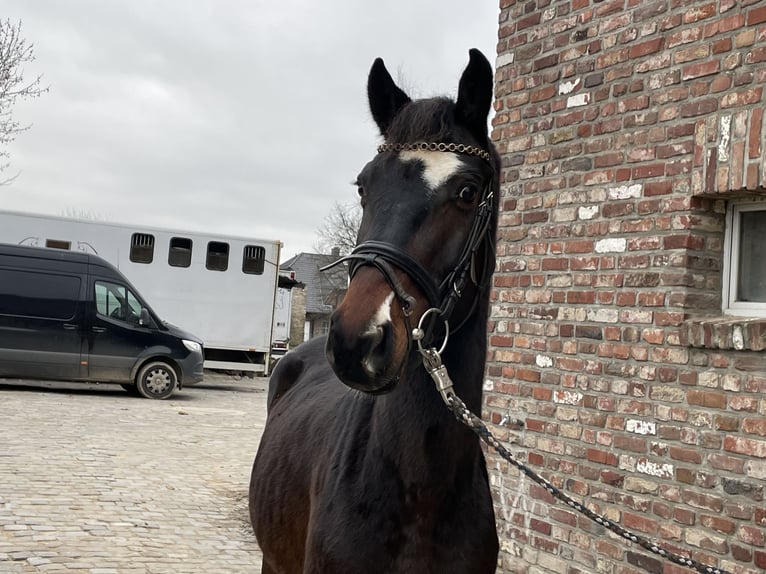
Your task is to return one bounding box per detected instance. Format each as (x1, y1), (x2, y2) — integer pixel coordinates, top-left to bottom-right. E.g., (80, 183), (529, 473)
(362, 324), (390, 377)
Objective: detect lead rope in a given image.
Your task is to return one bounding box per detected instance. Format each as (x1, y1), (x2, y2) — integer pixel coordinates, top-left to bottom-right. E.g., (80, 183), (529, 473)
(416, 344), (732, 574)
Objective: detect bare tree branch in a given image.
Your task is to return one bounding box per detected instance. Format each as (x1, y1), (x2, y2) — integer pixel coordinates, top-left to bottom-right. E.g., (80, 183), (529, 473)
(0, 19), (49, 184)
(314, 201), (361, 255)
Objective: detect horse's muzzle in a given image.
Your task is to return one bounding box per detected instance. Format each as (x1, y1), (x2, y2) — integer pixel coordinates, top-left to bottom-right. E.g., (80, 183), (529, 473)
(325, 312), (400, 393)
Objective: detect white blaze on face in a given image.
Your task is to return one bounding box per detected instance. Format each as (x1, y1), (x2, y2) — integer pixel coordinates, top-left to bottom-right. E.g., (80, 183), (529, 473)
(362, 290), (396, 377)
(368, 290), (395, 332)
(399, 150), (464, 190)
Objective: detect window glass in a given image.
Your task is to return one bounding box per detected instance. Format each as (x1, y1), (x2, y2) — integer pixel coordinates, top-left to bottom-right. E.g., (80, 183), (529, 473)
(736, 210), (766, 303)
(95, 281), (142, 325)
(130, 233), (155, 264)
(206, 241), (229, 271)
(168, 237), (193, 268)
(45, 239), (71, 250)
(243, 245), (266, 275)
(0, 269), (80, 320)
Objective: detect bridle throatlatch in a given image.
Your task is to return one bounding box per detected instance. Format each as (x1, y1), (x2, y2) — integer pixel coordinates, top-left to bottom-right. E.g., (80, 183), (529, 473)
(324, 141), (732, 574)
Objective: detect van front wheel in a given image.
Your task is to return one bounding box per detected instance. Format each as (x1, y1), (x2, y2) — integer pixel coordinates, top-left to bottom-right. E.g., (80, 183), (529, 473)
(136, 361), (177, 400)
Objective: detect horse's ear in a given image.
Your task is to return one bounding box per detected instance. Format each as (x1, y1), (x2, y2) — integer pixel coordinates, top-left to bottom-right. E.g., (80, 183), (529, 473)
(455, 49), (494, 143)
(368, 58), (411, 137)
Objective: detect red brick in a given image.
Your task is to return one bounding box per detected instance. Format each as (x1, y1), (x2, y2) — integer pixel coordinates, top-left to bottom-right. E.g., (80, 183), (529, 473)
(724, 436), (766, 458)
(667, 27), (702, 48)
(738, 525), (766, 546)
(756, 550), (766, 570)
(630, 38), (664, 59)
(530, 85), (556, 103)
(687, 390), (726, 409)
(541, 257), (569, 271)
(747, 4), (766, 25)
(632, 164), (665, 179)
(533, 54), (558, 71)
(623, 512), (659, 534)
(643, 181), (672, 196)
(743, 418), (766, 436)
(683, 3), (716, 24)
(516, 12), (541, 30)
(712, 37), (732, 54)
(674, 44), (710, 64)
(682, 60), (720, 80)
(721, 87), (764, 108)
(704, 13), (746, 37)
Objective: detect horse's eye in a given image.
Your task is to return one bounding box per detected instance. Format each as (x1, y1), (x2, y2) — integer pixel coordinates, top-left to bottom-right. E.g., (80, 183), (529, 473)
(357, 186), (365, 197)
(458, 185), (478, 204)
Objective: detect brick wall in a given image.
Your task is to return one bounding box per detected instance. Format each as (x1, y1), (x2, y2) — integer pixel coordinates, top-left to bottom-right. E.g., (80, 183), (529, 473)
(486, 1), (766, 573)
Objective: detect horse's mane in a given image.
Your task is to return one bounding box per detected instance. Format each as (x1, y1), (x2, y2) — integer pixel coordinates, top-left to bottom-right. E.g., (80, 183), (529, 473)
(384, 97), (454, 144)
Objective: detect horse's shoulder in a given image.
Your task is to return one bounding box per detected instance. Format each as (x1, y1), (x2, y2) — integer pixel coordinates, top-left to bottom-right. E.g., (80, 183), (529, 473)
(267, 336), (330, 408)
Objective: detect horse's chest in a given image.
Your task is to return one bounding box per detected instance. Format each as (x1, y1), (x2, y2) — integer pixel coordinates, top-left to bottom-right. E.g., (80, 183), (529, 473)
(308, 471), (497, 573)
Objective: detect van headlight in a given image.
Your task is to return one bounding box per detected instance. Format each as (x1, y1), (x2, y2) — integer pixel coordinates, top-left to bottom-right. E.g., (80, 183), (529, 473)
(183, 340), (202, 353)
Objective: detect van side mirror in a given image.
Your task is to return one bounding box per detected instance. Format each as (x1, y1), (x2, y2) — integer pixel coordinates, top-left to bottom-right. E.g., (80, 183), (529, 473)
(139, 308), (153, 328)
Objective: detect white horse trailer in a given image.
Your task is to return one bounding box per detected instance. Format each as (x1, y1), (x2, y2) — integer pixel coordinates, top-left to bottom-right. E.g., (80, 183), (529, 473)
(0, 210), (281, 374)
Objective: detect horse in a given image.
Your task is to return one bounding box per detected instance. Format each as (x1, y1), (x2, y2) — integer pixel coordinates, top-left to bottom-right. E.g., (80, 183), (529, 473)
(249, 48), (501, 574)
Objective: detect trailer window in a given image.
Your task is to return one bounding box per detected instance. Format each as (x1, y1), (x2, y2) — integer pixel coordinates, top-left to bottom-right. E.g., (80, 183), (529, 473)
(243, 245), (266, 275)
(206, 241), (229, 271)
(130, 233), (155, 264)
(45, 239), (71, 250)
(168, 237), (193, 268)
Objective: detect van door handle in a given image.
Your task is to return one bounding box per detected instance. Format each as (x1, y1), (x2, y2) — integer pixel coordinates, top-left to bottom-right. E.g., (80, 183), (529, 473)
(63, 323), (78, 330)
(92, 327), (107, 333)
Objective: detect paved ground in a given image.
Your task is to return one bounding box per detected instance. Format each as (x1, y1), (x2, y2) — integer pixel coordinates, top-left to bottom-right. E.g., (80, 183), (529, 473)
(0, 373), (267, 573)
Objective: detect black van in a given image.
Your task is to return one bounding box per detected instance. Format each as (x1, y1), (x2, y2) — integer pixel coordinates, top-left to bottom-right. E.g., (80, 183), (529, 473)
(0, 243), (204, 399)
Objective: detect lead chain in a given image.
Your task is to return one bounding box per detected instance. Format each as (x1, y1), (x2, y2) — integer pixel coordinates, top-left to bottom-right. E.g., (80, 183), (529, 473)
(419, 347), (732, 574)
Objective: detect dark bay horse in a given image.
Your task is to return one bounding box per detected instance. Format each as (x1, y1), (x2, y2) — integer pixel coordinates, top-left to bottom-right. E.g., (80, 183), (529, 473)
(249, 49), (501, 574)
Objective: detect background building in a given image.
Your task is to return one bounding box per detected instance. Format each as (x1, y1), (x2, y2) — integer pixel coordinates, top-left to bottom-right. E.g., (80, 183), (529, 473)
(280, 248), (348, 341)
(487, 2), (766, 572)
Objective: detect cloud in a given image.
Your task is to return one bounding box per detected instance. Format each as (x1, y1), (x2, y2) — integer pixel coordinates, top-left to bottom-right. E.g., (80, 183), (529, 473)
(4, 0), (499, 259)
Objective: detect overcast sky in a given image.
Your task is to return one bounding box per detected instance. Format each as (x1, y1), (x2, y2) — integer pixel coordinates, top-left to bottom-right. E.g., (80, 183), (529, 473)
(5, 1), (499, 259)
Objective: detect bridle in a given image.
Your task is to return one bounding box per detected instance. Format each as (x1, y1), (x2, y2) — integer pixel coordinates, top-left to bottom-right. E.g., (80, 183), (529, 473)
(322, 141), (496, 350)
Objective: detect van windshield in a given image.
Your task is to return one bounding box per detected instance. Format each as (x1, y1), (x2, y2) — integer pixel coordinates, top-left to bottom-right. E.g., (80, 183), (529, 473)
(95, 281), (143, 325)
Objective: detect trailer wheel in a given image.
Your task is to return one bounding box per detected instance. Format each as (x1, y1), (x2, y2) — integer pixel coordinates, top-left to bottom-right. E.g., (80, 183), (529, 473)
(135, 361), (177, 400)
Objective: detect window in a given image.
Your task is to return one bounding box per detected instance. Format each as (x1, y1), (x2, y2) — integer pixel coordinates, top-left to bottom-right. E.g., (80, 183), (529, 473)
(243, 245), (266, 275)
(0, 269), (80, 320)
(206, 241), (229, 271)
(130, 233), (155, 264)
(168, 237), (193, 268)
(723, 200), (766, 317)
(95, 281), (143, 324)
(45, 239), (71, 250)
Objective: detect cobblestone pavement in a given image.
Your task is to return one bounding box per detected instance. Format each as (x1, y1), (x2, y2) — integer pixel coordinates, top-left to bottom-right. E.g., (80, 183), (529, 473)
(0, 374), (267, 573)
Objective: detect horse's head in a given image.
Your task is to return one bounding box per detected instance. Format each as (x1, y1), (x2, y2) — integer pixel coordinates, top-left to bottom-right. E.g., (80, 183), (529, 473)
(325, 49), (499, 394)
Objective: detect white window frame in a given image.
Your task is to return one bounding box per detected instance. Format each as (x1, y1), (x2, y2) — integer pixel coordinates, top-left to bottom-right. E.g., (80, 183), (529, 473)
(722, 199), (766, 317)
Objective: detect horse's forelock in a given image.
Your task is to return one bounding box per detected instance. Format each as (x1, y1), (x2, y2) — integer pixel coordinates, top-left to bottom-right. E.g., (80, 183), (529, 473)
(384, 97), (455, 145)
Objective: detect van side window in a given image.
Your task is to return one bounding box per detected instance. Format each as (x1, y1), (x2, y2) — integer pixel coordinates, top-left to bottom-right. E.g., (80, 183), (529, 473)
(206, 241), (229, 271)
(243, 245), (266, 275)
(0, 269), (80, 320)
(130, 233), (155, 264)
(168, 237), (193, 268)
(95, 281), (143, 325)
